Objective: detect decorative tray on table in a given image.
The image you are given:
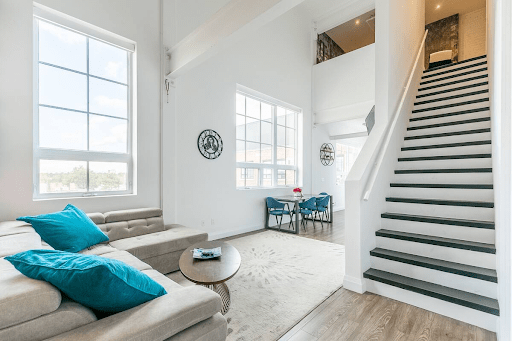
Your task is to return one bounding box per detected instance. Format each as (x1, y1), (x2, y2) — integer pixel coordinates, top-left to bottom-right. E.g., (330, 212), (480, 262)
(192, 247), (222, 259)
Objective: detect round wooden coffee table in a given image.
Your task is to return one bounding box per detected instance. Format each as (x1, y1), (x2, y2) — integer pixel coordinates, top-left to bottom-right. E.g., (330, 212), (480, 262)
(179, 241), (241, 315)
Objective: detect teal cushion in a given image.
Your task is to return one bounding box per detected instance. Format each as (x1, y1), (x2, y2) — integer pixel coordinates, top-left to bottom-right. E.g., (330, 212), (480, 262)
(5, 249), (167, 313)
(17, 204), (109, 252)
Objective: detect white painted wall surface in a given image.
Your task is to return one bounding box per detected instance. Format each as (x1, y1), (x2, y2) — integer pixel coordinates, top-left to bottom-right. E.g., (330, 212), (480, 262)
(313, 44), (375, 125)
(460, 7), (487, 61)
(0, 0), (162, 220)
(311, 125), (338, 206)
(166, 8), (313, 239)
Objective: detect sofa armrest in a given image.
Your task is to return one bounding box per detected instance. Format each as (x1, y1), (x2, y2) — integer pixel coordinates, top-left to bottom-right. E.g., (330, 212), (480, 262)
(46, 286), (222, 341)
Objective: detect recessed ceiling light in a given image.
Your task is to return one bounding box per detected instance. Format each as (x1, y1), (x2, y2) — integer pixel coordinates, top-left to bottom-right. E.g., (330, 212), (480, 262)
(436, 4), (441, 9)
(355, 19), (360, 25)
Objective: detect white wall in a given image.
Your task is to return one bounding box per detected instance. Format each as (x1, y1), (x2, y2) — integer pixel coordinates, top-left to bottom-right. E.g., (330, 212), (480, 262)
(163, 8), (313, 238)
(460, 7), (487, 61)
(312, 44), (375, 125)
(311, 125), (338, 207)
(0, 0), (162, 220)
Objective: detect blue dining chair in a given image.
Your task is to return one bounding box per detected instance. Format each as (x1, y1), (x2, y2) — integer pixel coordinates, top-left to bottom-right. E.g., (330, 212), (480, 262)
(266, 197), (292, 230)
(319, 192), (330, 221)
(314, 195), (330, 228)
(291, 197), (317, 230)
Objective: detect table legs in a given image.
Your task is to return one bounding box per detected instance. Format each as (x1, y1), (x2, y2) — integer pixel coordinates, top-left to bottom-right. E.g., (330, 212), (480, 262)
(202, 283), (231, 315)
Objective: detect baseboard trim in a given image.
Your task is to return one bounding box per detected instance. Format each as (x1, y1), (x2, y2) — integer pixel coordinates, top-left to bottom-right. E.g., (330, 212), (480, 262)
(343, 275), (367, 294)
(208, 225), (263, 241)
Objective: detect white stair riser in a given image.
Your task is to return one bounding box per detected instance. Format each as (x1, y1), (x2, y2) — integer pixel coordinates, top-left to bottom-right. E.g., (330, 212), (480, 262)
(412, 101), (490, 119)
(376, 236), (496, 269)
(380, 218), (495, 243)
(424, 58), (487, 78)
(393, 173), (493, 184)
(418, 76), (489, 96)
(396, 158), (492, 170)
(409, 111), (490, 127)
(366, 280), (497, 332)
(421, 64), (488, 83)
(400, 144), (492, 158)
(389, 187), (494, 202)
(385, 201), (495, 221)
(413, 93), (489, 111)
(403, 132), (492, 148)
(406, 120), (491, 136)
(419, 70), (488, 90)
(370, 257), (497, 299)
(415, 84), (489, 102)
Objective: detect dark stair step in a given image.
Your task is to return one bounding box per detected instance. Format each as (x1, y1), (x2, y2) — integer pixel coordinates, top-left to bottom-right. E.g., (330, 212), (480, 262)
(390, 183), (493, 189)
(410, 107), (490, 122)
(412, 98), (489, 114)
(405, 128), (490, 140)
(419, 74), (488, 92)
(422, 61), (488, 79)
(375, 229), (496, 253)
(401, 140), (491, 151)
(423, 55), (487, 74)
(399, 154), (491, 162)
(386, 197), (494, 208)
(414, 89), (488, 106)
(370, 248), (497, 282)
(363, 268), (499, 315)
(420, 68), (488, 86)
(381, 213), (494, 229)
(416, 82), (488, 99)
(408, 117), (490, 130)
(395, 168), (492, 174)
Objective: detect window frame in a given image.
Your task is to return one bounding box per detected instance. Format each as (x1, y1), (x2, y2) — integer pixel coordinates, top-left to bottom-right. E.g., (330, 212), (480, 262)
(236, 86), (301, 190)
(32, 8), (135, 199)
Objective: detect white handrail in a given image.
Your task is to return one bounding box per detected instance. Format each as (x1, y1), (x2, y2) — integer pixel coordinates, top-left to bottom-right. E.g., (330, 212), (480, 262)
(362, 30), (428, 201)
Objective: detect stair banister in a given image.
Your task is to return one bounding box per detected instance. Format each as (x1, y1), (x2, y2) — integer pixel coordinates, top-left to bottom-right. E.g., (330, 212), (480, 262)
(362, 30), (429, 201)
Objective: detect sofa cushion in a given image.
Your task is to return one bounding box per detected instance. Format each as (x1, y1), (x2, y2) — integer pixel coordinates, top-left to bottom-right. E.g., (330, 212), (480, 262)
(0, 299), (96, 341)
(0, 221), (35, 237)
(0, 258), (61, 329)
(104, 208), (163, 223)
(0, 232), (42, 258)
(101, 251), (153, 271)
(109, 226), (208, 260)
(78, 244), (117, 256)
(97, 217), (165, 242)
(142, 269), (183, 293)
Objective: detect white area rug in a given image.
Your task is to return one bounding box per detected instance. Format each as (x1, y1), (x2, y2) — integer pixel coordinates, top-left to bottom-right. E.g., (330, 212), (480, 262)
(167, 231), (345, 341)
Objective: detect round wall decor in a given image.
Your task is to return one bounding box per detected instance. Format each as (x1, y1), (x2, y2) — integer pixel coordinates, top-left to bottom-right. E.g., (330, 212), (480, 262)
(320, 143), (335, 166)
(197, 129), (223, 159)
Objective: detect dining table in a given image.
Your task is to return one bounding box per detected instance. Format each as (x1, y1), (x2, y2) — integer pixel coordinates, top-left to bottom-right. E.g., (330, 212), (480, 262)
(265, 194), (333, 234)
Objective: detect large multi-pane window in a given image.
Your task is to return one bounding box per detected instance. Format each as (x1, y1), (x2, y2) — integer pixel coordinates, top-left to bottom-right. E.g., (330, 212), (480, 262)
(236, 89), (299, 188)
(33, 11), (134, 198)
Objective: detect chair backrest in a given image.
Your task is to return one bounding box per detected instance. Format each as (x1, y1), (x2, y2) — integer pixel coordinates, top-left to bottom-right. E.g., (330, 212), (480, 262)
(316, 196), (330, 208)
(300, 197), (317, 210)
(319, 192), (328, 195)
(266, 197), (285, 209)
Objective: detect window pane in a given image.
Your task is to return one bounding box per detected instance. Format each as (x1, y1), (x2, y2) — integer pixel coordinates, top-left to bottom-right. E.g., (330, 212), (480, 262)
(261, 102), (272, 122)
(286, 110), (296, 128)
(277, 169), (286, 186)
(236, 168), (245, 188)
(246, 117), (260, 142)
(89, 162), (127, 192)
(277, 107), (286, 125)
(89, 115), (127, 153)
(89, 39), (128, 83)
(246, 97), (260, 119)
(39, 160), (87, 193)
(262, 169), (273, 187)
(89, 77), (128, 118)
(245, 168), (259, 187)
(277, 146), (285, 165)
(286, 170), (296, 185)
(38, 20), (86, 72)
(277, 125), (285, 146)
(236, 94), (245, 115)
(261, 144), (272, 164)
(236, 140), (245, 162)
(261, 121), (272, 145)
(246, 142), (260, 163)
(39, 64), (87, 111)
(39, 107), (87, 150)
(286, 148), (295, 166)
(236, 114), (245, 140)
(286, 128), (295, 148)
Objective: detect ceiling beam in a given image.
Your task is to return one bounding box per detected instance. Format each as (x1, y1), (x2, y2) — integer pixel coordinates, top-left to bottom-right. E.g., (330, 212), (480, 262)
(330, 131), (368, 140)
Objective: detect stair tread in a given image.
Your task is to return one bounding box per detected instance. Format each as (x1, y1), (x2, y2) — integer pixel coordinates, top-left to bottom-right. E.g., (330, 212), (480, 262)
(409, 117), (490, 131)
(401, 140), (491, 151)
(370, 248), (497, 282)
(423, 55), (487, 74)
(409, 107), (490, 122)
(405, 128), (490, 140)
(381, 213), (494, 229)
(395, 168), (492, 174)
(390, 183), (493, 189)
(422, 61), (488, 79)
(398, 154), (491, 161)
(363, 268), (499, 315)
(420, 68), (488, 86)
(416, 82), (488, 99)
(419, 74), (488, 92)
(414, 89), (489, 106)
(376, 229), (496, 253)
(386, 197), (494, 208)
(412, 98), (489, 114)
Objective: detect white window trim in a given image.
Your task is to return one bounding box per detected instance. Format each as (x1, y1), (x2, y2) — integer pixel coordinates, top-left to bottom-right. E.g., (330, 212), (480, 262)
(33, 8), (136, 200)
(236, 85), (301, 190)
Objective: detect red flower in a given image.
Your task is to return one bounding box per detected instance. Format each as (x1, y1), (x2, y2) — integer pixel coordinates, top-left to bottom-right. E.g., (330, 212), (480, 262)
(293, 188), (302, 193)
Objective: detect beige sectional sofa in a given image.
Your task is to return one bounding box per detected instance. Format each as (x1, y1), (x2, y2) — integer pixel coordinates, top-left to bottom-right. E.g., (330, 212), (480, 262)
(0, 208), (228, 341)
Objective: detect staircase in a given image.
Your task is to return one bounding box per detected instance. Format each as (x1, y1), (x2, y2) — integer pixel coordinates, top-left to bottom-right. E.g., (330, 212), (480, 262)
(363, 55), (498, 330)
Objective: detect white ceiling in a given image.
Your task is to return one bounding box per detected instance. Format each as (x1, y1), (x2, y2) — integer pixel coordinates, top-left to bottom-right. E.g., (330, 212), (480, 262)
(298, 0), (355, 21)
(425, 0), (486, 25)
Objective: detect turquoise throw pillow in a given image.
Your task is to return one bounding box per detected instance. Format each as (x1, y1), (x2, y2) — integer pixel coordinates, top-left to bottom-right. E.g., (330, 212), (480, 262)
(5, 250), (167, 313)
(17, 204), (108, 252)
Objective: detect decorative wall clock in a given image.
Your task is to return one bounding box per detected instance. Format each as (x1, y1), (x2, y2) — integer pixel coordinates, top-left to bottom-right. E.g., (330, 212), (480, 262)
(320, 143), (335, 166)
(197, 129), (223, 160)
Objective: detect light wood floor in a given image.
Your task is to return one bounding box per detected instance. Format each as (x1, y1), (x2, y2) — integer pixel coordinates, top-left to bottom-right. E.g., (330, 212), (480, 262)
(222, 210), (497, 341)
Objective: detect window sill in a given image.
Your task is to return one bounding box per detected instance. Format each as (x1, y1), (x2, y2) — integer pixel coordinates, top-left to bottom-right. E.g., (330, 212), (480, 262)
(236, 186), (298, 191)
(33, 192), (135, 202)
